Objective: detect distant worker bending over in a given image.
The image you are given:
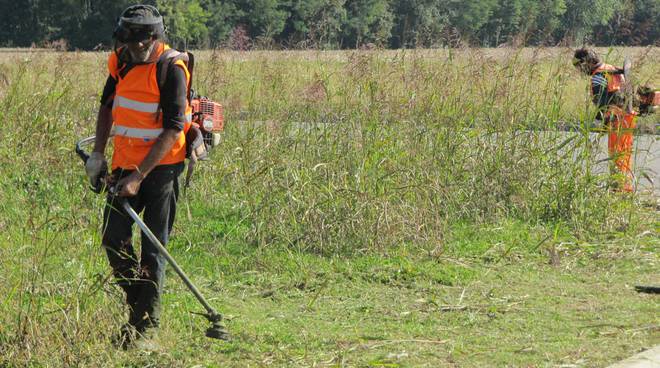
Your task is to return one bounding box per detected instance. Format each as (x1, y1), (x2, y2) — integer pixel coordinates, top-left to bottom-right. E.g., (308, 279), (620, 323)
(573, 48), (636, 192)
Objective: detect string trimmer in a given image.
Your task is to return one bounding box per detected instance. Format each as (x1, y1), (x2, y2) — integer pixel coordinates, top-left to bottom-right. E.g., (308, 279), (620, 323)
(76, 136), (229, 340)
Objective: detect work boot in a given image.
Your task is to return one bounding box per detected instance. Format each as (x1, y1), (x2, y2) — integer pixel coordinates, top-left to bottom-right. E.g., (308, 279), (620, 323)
(111, 324), (162, 351)
(129, 278), (162, 331)
(123, 283), (141, 322)
(132, 326), (162, 352)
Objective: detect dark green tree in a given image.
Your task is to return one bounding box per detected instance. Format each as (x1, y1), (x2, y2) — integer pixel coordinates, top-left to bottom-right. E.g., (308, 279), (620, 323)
(443, 0), (498, 44)
(281, 0), (346, 48)
(527, 0), (567, 45)
(69, 0), (139, 49)
(201, 0), (241, 47)
(0, 0), (657, 49)
(475, 0), (568, 46)
(479, 0), (531, 46)
(559, 0), (623, 43)
(390, 0), (448, 48)
(342, 0), (394, 48)
(232, 0), (289, 42)
(592, 0), (660, 45)
(0, 0), (78, 47)
(158, 0), (210, 48)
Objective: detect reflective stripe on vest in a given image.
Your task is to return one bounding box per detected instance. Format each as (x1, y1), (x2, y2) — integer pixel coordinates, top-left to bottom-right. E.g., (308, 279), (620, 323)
(114, 95), (160, 114)
(114, 117), (193, 141)
(112, 97), (193, 123)
(114, 125), (163, 140)
(112, 100), (192, 125)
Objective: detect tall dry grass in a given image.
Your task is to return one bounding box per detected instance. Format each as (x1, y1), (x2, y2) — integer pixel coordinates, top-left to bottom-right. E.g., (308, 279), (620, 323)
(0, 47), (657, 364)
(188, 47), (658, 253)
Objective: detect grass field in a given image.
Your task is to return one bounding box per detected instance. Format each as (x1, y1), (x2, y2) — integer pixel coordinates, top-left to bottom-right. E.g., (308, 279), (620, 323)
(0, 47), (658, 367)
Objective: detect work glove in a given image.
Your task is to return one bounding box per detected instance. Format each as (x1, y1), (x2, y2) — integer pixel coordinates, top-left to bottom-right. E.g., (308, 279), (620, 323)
(85, 152), (107, 188)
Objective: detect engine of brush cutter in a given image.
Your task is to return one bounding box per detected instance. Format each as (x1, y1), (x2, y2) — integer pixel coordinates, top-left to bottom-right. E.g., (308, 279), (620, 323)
(637, 86), (659, 115)
(185, 95), (224, 161)
(191, 96), (224, 148)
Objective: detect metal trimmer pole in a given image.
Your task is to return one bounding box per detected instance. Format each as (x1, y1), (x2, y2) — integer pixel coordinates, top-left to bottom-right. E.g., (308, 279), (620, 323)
(119, 198), (229, 340)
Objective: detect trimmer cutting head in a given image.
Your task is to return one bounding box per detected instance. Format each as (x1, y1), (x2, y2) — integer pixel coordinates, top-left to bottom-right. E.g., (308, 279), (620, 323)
(206, 322), (230, 340)
(195, 312), (230, 340)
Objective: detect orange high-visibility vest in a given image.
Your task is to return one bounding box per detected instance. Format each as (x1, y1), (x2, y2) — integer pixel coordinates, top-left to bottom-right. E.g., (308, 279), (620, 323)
(592, 63), (624, 94)
(108, 43), (192, 170)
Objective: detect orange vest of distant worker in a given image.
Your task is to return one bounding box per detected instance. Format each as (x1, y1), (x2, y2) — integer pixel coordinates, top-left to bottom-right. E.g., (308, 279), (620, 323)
(591, 63), (636, 193)
(108, 43), (192, 170)
(591, 63), (624, 94)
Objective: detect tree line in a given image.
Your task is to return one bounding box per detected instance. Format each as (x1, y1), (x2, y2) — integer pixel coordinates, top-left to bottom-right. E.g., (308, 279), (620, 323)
(1, 0), (658, 50)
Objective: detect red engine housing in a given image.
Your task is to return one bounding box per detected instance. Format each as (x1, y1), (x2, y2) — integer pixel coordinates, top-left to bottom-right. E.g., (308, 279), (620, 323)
(191, 97), (224, 132)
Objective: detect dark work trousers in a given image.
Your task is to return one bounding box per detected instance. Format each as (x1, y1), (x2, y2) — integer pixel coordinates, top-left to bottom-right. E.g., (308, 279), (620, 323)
(102, 162), (184, 331)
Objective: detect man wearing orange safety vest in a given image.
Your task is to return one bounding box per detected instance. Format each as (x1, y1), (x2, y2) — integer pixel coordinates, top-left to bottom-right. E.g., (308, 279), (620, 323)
(84, 4), (192, 348)
(573, 48), (636, 192)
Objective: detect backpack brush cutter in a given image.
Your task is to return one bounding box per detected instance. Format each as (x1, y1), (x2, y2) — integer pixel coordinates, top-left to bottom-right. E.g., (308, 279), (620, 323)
(75, 96), (229, 341)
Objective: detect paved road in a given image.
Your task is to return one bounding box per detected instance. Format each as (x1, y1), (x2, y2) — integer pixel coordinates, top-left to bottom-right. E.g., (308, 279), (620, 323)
(238, 121), (659, 197)
(590, 133), (659, 196)
(607, 345), (660, 368)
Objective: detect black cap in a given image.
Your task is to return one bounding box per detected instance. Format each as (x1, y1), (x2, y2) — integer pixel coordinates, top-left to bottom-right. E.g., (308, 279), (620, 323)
(573, 48), (600, 67)
(113, 4), (165, 43)
(119, 5), (162, 26)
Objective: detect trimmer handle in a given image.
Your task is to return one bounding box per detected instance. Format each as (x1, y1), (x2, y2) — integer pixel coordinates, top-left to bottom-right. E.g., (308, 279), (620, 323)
(75, 144), (90, 164)
(75, 136), (107, 194)
(75, 136), (96, 164)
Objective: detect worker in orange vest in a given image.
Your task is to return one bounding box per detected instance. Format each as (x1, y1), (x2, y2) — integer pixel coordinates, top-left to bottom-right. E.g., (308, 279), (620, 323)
(573, 48), (636, 192)
(85, 4), (192, 348)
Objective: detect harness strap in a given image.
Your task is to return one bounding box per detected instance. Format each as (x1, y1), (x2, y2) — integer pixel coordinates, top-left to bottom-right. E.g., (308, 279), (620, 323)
(156, 48), (193, 101)
(155, 48), (202, 189)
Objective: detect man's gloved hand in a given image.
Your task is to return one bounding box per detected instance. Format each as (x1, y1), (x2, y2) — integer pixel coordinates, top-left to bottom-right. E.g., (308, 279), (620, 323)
(115, 171), (144, 197)
(85, 151), (107, 187)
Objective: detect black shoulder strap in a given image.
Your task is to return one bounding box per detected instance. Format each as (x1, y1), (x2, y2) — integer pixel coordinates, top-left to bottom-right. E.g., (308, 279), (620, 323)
(187, 51), (195, 98)
(156, 48), (181, 91)
(156, 48), (193, 101)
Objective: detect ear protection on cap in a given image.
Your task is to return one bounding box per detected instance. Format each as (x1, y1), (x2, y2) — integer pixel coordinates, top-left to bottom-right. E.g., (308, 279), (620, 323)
(113, 4), (165, 43)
